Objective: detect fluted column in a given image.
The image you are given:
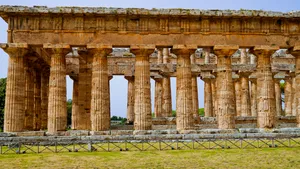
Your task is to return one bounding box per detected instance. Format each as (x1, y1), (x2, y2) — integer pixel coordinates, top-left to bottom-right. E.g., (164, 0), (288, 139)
(204, 78), (213, 117)
(1, 43), (28, 132)
(24, 59), (34, 130)
(154, 78), (163, 117)
(211, 78), (217, 117)
(240, 73), (251, 116)
(213, 45), (238, 129)
(284, 77), (293, 116)
(131, 45), (155, 130)
(274, 79), (282, 116)
(125, 76), (135, 124)
(161, 48), (172, 117)
(289, 46), (300, 127)
(292, 77), (297, 116)
(41, 69), (49, 130)
(204, 48), (211, 64)
(250, 79), (258, 117)
(234, 79), (241, 116)
(76, 50), (92, 130)
(33, 70), (42, 130)
(251, 46), (278, 128)
(173, 45), (196, 130)
(71, 79), (79, 129)
(88, 44), (112, 131)
(190, 54), (200, 123)
(44, 44), (70, 134)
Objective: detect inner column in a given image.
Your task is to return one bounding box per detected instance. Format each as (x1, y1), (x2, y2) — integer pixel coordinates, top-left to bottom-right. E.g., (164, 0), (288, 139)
(173, 45), (196, 130)
(131, 45), (155, 130)
(213, 45), (238, 129)
(88, 44), (112, 131)
(251, 46), (278, 128)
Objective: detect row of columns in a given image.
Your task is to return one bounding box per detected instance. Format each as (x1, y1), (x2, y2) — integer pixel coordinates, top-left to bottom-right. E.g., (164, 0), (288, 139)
(2, 44), (300, 133)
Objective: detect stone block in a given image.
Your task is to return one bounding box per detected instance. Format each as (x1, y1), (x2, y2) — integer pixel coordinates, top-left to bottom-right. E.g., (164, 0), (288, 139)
(15, 131), (45, 137)
(66, 130), (89, 136)
(111, 130), (133, 135)
(90, 131), (111, 135)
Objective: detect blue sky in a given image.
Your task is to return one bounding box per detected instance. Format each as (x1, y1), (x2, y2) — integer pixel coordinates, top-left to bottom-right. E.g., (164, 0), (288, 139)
(0, 0), (299, 117)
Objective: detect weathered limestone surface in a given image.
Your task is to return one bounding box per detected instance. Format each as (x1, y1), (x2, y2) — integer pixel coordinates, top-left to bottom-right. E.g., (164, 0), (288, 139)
(1, 43), (28, 132)
(24, 60), (34, 130)
(125, 76), (135, 124)
(154, 78), (162, 117)
(77, 50), (92, 130)
(45, 44), (70, 134)
(154, 49), (163, 118)
(211, 79), (217, 117)
(250, 80), (257, 117)
(89, 45), (112, 131)
(173, 45), (196, 130)
(292, 77), (297, 116)
(234, 80), (241, 116)
(289, 46), (300, 127)
(131, 45), (155, 130)
(161, 48), (172, 117)
(40, 69), (49, 130)
(204, 79), (213, 117)
(274, 79), (282, 116)
(240, 49), (251, 117)
(251, 46), (278, 128)
(190, 54), (200, 124)
(285, 78), (293, 116)
(33, 71), (41, 130)
(71, 80), (79, 129)
(214, 45), (238, 129)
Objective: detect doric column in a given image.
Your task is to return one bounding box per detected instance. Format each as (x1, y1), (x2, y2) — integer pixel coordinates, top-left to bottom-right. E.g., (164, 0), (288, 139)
(213, 45), (238, 129)
(203, 78), (213, 117)
(233, 78), (241, 116)
(240, 49), (251, 116)
(240, 73), (251, 116)
(44, 44), (70, 134)
(24, 59), (34, 130)
(1, 43), (28, 132)
(251, 46), (278, 128)
(292, 77), (297, 116)
(76, 50), (92, 130)
(154, 49), (163, 117)
(284, 77), (293, 116)
(274, 79), (282, 116)
(71, 79), (79, 129)
(250, 79), (257, 117)
(190, 54), (200, 123)
(161, 48), (172, 117)
(154, 78), (163, 117)
(125, 76), (135, 124)
(131, 44), (155, 130)
(33, 70), (42, 130)
(88, 44), (112, 131)
(211, 78), (217, 117)
(173, 45), (197, 130)
(41, 68), (49, 130)
(289, 46), (300, 127)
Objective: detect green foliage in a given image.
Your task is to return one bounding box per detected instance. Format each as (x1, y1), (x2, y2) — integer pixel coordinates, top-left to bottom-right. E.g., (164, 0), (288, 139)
(0, 78), (6, 131)
(280, 81), (285, 95)
(198, 108), (205, 116)
(67, 99), (72, 128)
(111, 116), (127, 124)
(172, 110), (176, 117)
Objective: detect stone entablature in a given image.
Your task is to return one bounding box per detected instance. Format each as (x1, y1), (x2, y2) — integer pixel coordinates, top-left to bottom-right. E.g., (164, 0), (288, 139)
(1, 6), (300, 47)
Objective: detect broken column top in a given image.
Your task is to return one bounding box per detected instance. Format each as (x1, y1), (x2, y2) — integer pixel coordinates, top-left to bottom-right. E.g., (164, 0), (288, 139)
(0, 5), (300, 18)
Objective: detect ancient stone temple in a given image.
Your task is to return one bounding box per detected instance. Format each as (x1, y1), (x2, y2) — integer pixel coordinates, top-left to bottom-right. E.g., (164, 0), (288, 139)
(0, 6), (300, 134)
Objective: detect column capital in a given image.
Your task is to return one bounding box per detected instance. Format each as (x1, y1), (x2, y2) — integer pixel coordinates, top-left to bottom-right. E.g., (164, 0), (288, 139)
(172, 44), (197, 56)
(249, 45), (279, 57)
(0, 43), (28, 56)
(87, 44), (112, 55)
(156, 48), (163, 64)
(43, 43), (71, 56)
(130, 44), (155, 56)
(213, 45), (239, 57)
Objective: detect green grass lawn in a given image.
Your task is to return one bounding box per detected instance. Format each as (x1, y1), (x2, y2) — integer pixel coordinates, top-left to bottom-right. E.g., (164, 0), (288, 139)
(0, 147), (300, 168)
